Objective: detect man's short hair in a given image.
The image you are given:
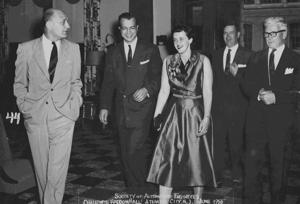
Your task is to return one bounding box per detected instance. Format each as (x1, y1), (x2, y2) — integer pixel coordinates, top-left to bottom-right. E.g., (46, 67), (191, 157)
(118, 12), (137, 25)
(264, 17), (287, 31)
(42, 8), (56, 29)
(223, 21), (240, 32)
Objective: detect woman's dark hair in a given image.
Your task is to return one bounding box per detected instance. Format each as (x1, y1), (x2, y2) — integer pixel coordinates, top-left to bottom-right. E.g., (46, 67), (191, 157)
(172, 25), (194, 39)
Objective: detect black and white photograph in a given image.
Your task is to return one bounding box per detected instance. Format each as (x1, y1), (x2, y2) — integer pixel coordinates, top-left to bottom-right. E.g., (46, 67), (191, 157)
(0, 0), (300, 204)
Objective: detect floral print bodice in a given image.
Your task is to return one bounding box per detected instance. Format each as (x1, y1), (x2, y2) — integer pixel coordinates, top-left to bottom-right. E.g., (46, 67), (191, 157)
(166, 51), (205, 97)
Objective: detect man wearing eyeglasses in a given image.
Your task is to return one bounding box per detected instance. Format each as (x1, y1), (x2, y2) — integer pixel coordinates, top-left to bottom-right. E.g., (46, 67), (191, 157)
(243, 17), (300, 204)
(99, 12), (162, 190)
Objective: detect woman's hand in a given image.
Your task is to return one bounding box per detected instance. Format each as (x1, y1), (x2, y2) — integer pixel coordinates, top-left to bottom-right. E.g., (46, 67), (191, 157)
(153, 114), (163, 131)
(197, 116), (210, 137)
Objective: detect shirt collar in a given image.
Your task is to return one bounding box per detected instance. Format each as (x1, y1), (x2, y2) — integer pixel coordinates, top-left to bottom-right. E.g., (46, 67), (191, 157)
(268, 44), (285, 55)
(42, 34), (61, 50)
(225, 43), (238, 53)
(124, 37), (138, 49)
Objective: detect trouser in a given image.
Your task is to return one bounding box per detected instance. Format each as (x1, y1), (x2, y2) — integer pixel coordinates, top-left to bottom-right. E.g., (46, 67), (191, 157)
(117, 120), (153, 188)
(213, 110), (245, 179)
(24, 101), (74, 204)
(244, 117), (290, 204)
(0, 114), (12, 163)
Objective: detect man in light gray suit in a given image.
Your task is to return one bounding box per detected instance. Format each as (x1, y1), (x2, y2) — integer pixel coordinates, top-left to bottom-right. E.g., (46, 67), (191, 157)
(14, 9), (82, 204)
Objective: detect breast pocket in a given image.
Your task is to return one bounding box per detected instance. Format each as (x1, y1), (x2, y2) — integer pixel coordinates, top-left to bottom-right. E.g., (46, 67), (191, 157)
(59, 60), (73, 79)
(137, 58), (151, 74)
(27, 60), (46, 81)
(139, 59), (150, 66)
(280, 73), (294, 88)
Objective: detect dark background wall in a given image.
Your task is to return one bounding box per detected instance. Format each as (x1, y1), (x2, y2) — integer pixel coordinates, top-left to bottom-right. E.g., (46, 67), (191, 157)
(171, 0), (241, 55)
(129, 0), (153, 43)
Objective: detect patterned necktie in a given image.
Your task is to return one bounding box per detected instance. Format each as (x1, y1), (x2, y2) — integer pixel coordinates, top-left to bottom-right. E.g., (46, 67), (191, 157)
(127, 45), (132, 65)
(225, 49), (231, 74)
(48, 42), (58, 83)
(269, 49), (276, 75)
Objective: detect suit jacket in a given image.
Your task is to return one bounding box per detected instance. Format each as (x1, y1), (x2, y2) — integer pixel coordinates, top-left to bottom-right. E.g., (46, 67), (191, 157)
(14, 37), (83, 123)
(100, 39), (162, 127)
(212, 46), (252, 115)
(243, 47), (300, 129)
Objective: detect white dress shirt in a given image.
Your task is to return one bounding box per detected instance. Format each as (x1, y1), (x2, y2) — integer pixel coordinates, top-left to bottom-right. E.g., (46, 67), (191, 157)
(268, 44), (285, 70)
(124, 37), (137, 61)
(223, 43), (239, 70)
(42, 34), (61, 68)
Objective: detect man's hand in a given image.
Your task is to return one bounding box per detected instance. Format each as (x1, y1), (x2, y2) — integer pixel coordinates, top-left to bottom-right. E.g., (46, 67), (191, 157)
(229, 62), (238, 76)
(133, 88), (149, 102)
(258, 89), (276, 105)
(99, 109), (109, 125)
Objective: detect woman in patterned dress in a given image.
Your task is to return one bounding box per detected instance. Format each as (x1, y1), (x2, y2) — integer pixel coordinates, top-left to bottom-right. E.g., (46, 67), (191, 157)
(147, 25), (216, 204)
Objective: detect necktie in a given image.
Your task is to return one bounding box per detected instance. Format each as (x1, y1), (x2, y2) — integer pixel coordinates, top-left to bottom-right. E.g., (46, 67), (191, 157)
(127, 45), (132, 65)
(48, 42), (58, 83)
(269, 49), (276, 75)
(225, 49), (231, 74)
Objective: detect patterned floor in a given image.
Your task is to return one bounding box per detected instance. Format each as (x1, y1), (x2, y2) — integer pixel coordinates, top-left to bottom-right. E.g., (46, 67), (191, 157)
(1, 119), (300, 204)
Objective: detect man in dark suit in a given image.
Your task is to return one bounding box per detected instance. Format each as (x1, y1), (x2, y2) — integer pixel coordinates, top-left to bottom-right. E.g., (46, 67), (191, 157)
(14, 9), (82, 204)
(99, 12), (162, 188)
(212, 23), (252, 184)
(243, 17), (300, 204)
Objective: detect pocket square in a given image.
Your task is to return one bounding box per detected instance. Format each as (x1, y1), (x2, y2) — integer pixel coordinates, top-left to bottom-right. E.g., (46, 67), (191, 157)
(237, 64), (247, 68)
(284, 67), (294, 75)
(140, 59), (150, 65)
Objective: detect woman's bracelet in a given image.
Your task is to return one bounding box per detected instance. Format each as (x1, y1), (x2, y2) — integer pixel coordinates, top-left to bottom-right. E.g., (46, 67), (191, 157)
(203, 115), (211, 120)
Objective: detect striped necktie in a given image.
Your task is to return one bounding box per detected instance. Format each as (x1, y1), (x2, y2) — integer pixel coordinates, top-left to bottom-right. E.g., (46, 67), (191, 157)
(48, 42), (58, 83)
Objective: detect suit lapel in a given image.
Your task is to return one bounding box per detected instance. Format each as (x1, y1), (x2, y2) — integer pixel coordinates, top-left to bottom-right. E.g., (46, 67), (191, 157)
(219, 48), (225, 73)
(262, 49), (269, 73)
(233, 47), (242, 63)
(33, 37), (49, 81)
(119, 42), (127, 66)
(116, 43), (127, 86)
(131, 40), (143, 66)
(263, 49), (269, 64)
(53, 39), (68, 83)
(259, 49), (272, 86)
(120, 39), (143, 67)
(275, 47), (288, 75)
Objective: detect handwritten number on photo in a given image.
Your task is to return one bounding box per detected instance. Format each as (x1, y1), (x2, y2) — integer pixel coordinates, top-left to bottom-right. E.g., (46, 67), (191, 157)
(6, 112), (20, 125)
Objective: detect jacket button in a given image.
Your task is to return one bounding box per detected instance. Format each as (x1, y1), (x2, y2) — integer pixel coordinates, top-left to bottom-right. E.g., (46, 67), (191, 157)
(51, 88), (53, 91)
(46, 101), (48, 104)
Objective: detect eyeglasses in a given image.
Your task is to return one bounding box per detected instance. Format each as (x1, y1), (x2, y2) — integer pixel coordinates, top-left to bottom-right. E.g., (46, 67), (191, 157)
(264, 30), (286, 38)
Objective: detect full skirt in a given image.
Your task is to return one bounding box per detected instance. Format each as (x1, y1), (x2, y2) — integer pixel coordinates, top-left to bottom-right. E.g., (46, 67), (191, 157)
(147, 97), (216, 187)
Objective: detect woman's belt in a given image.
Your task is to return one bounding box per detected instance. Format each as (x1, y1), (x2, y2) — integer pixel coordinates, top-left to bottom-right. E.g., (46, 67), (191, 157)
(172, 93), (202, 99)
